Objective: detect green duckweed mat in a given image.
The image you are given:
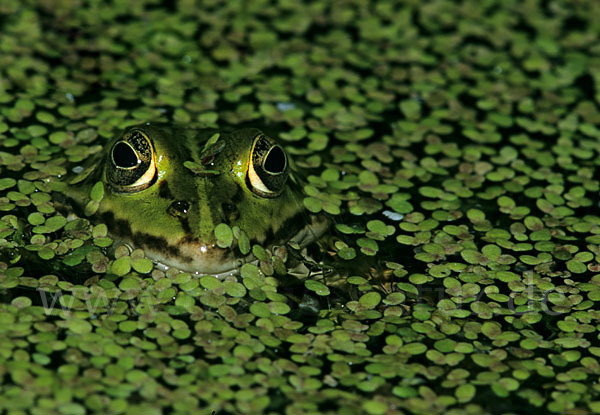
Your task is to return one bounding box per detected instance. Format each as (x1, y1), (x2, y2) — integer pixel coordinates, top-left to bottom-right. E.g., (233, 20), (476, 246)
(1, 0), (600, 414)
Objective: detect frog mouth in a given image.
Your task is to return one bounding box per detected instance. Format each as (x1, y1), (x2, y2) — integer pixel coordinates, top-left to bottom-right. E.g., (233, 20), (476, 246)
(151, 244), (246, 277)
(135, 214), (328, 277)
(132, 237), (244, 276)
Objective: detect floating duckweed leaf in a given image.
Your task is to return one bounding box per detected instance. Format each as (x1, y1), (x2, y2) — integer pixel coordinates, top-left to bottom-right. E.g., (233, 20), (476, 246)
(252, 244), (268, 261)
(7, 191), (29, 205)
(383, 292), (406, 305)
(172, 327), (192, 339)
(198, 111), (218, 124)
(386, 194), (413, 214)
(403, 342), (427, 355)
(49, 131), (70, 145)
(492, 378), (520, 397)
(119, 276), (140, 291)
(359, 292), (381, 309)
(240, 263), (261, 279)
(467, 209), (485, 223)
(111, 257), (131, 276)
(200, 291), (230, 309)
(366, 220), (394, 238)
(18, 180), (36, 195)
(399, 99), (421, 119)
(461, 249), (481, 264)
(566, 260), (586, 274)
(358, 170), (378, 186)
(68, 319), (92, 334)
(94, 236), (112, 248)
(36, 111), (56, 124)
(89, 181), (104, 202)
(27, 212), (45, 225)
(92, 223), (107, 238)
(233, 226), (251, 255)
(303, 196), (322, 213)
(200, 275), (221, 290)
(119, 321), (137, 333)
(280, 127), (307, 142)
(27, 124), (47, 137)
(305, 279), (330, 296)
(524, 216), (543, 230)
(321, 168), (339, 182)
(337, 244), (357, 260)
(334, 224), (363, 236)
(11, 296), (32, 308)
(347, 276), (369, 286)
(588, 290), (600, 301)
(131, 258), (153, 274)
(250, 302), (271, 318)
(38, 247), (55, 260)
(456, 384), (476, 402)
(0, 178), (16, 191)
(482, 244), (501, 261)
(203, 132), (220, 150)
(214, 223), (233, 248)
(419, 186), (443, 199)
(362, 400), (387, 415)
(84, 200), (99, 216)
(357, 238), (378, 255)
(269, 301), (290, 315)
(223, 281), (246, 297)
(45, 215), (67, 231)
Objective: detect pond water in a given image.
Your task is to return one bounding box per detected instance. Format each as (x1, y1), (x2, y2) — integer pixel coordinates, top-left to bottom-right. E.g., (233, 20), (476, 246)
(1, 1), (599, 414)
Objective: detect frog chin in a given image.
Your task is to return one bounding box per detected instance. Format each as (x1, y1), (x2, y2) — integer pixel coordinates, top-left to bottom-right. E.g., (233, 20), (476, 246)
(148, 242), (248, 277)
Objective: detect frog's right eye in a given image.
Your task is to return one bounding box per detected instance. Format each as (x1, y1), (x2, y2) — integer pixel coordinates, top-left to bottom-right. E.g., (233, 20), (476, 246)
(247, 133), (289, 198)
(107, 129), (157, 192)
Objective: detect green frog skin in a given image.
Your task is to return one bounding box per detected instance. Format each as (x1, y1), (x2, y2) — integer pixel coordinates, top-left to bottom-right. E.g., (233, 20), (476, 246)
(62, 123), (327, 275)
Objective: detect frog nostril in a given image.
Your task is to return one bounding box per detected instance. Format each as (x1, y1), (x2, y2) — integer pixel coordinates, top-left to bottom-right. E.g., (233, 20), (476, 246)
(167, 200), (190, 217)
(222, 203), (239, 221)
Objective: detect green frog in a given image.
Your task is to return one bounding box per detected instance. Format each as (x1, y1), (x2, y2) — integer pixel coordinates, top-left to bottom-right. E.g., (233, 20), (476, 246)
(60, 123), (327, 275)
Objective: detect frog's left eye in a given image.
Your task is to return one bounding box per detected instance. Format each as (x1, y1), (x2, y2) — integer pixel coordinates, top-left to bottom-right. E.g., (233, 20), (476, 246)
(247, 134), (289, 198)
(106, 129), (157, 192)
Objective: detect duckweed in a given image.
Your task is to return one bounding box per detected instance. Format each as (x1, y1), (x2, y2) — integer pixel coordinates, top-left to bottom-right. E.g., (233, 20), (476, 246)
(1, 1), (600, 414)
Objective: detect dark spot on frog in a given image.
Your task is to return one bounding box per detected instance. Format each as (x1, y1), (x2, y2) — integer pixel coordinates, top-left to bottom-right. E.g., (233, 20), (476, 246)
(222, 202), (238, 222)
(160, 186), (196, 235)
(167, 200), (191, 233)
(167, 200), (189, 217)
(258, 210), (306, 246)
(215, 184), (242, 224)
(133, 232), (192, 262)
(230, 184), (243, 204)
(158, 180), (172, 199)
(100, 211), (131, 239)
(100, 211), (192, 263)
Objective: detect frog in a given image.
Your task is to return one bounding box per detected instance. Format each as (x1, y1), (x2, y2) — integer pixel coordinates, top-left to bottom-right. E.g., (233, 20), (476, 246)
(59, 123), (327, 276)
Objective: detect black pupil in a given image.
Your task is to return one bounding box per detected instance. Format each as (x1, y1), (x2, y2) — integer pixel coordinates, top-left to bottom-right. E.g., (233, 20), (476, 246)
(113, 142), (138, 168)
(263, 146), (286, 174)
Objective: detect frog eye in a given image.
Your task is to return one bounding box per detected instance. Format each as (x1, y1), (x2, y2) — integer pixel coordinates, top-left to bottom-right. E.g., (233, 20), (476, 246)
(107, 129), (157, 192)
(247, 133), (289, 198)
